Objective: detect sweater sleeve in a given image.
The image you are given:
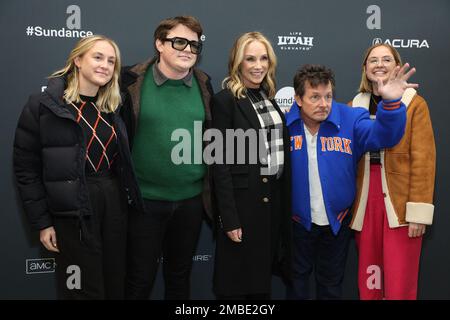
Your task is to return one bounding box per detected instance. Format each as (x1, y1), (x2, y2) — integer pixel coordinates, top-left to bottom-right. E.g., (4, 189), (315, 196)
(13, 96), (52, 231)
(353, 98), (406, 153)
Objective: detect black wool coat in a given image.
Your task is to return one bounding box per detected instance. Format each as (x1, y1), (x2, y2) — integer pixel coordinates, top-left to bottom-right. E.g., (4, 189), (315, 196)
(211, 88), (292, 295)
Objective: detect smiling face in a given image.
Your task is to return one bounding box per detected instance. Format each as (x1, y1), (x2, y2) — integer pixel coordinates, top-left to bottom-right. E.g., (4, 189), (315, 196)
(240, 40), (269, 89)
(156, 23), (199, 78)
(74, 40), (116, 94)
(365, 45), (398, 86)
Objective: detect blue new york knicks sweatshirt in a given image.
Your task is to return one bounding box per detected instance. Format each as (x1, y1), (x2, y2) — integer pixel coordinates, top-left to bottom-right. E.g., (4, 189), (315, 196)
(286, 99), (406, 235)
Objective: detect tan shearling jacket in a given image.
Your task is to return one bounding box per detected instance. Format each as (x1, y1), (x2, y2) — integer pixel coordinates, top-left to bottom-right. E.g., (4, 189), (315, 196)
(350, 88), (436, 230)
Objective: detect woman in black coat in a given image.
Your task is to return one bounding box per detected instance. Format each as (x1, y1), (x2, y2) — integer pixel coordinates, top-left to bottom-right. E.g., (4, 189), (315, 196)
(211, 32), (291, 299)
(13, 35), (142, 299)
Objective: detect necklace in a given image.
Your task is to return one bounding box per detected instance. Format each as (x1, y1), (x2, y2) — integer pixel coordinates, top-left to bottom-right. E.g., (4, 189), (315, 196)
(246, 88), (263, 104)
(369, 94), (381, 116)
(371, 94), (381, 105)
(371, 94), (383, 110)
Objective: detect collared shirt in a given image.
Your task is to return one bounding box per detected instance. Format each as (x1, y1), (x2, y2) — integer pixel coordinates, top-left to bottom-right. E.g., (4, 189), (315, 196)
(152, 62), (193, 87)
(303, 124), (329, 226)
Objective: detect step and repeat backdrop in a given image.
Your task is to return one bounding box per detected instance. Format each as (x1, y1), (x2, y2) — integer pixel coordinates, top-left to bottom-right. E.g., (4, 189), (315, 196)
(1, 0), (449, 299)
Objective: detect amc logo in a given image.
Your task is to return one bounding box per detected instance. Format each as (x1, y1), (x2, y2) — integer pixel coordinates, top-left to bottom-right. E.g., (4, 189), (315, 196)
(26, 258), (56, 274)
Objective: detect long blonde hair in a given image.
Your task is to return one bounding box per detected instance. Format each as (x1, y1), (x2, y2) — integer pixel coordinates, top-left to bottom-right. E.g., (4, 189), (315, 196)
(223, 31), (277, 99)
(358, 43), (402, 93)
(50, 35), (122, 113)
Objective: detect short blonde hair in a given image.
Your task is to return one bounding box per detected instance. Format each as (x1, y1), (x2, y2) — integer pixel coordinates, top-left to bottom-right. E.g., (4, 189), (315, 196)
(358, 43), (402, 93)
(51, 35), (122, 113)
(223, 31), (277, 99)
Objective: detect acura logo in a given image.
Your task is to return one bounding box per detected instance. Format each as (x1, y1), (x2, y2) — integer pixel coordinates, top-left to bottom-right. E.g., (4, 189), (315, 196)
(372, 37), (430, 49)
(372, 38), (383, 45)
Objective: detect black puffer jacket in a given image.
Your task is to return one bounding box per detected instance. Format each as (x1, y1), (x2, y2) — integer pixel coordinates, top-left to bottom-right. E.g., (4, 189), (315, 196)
(13, 77), (144, 230)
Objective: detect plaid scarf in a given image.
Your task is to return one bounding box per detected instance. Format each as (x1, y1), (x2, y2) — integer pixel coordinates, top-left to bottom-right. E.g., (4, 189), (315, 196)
(247, 88), (284, 178)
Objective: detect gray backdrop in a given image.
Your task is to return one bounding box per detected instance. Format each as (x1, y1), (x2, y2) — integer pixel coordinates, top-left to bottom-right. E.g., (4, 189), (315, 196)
(1, 0), (449, 299)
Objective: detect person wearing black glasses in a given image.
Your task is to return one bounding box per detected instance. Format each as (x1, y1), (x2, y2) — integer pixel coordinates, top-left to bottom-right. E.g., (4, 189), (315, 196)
(121, 16), (213, 299)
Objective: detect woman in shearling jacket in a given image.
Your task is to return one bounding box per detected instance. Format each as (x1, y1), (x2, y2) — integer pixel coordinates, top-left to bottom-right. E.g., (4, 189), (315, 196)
(13, 35), (143, 299)
(350, 43), (436, 300)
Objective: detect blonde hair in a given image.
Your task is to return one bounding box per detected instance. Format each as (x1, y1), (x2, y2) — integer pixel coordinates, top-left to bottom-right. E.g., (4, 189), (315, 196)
(223, 31), (277, 99)
(358, 43), (403, 93)
(50, 35), (122, 113)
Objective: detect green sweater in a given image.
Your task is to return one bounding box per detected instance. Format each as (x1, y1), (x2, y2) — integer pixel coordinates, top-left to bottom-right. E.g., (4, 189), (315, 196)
(132, 68), (206, 201)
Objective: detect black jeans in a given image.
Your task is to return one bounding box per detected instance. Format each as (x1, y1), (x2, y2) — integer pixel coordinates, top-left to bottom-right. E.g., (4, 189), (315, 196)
(126, 194), (203, 300)
(53, 172), (128, 299)
(286, 216), (352, 300)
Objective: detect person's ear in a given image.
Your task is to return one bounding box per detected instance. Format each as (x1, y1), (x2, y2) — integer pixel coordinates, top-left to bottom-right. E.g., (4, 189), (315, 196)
(74, 56), (81, 68)
(155, 39), (164, 54)
(294, 94), (302, 107)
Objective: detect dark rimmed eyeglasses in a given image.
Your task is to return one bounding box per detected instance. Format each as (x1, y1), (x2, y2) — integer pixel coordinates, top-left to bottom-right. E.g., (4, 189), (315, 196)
(162, 37), (203, 54)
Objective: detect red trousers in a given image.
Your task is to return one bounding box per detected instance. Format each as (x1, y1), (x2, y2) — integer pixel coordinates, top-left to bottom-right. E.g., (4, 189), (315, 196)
(354, 164), (422, 300)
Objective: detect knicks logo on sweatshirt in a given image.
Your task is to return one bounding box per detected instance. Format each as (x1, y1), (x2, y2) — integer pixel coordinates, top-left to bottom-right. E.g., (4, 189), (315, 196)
(290, 135), (352, 155)
(290, 135), (303, 151)
(320, 136), (352, 154)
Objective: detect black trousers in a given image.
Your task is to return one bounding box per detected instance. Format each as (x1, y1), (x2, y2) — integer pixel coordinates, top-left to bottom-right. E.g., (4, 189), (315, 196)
(53, 172), (128, 299)
(126, 194), (203, 300)
(286, 215), (352, 300)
